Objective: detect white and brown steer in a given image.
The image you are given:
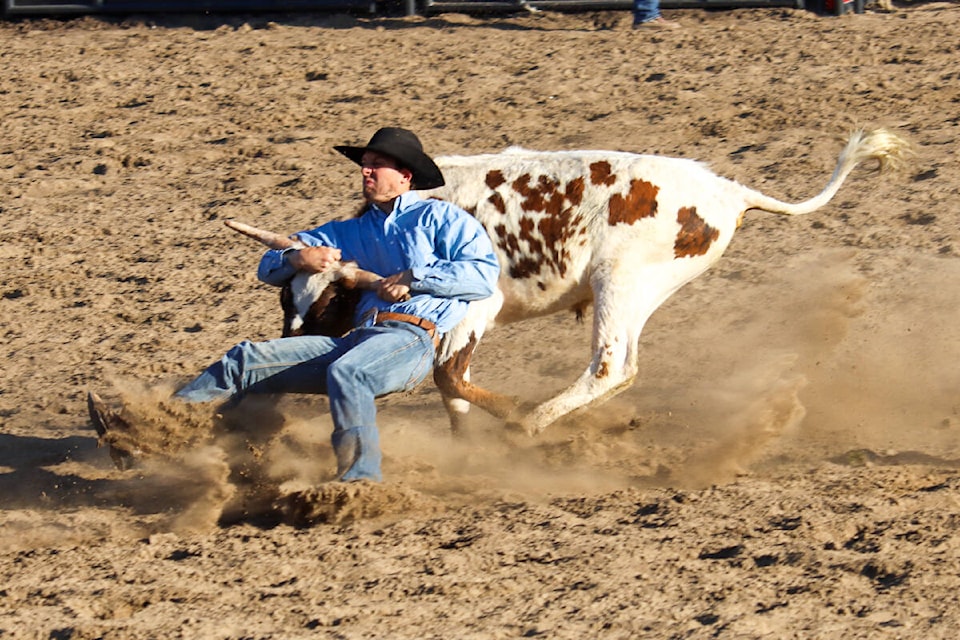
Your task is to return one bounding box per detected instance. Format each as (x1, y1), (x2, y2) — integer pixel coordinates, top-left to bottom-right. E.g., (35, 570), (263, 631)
(226, 128), (909, 437)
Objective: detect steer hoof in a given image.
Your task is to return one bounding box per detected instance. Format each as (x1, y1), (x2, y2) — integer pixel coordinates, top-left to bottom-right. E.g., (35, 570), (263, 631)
(503, 420), (529, 436)
(87, 391), (142, 471)
(503, 416), (538, 438)
(503, 401), (542, 438)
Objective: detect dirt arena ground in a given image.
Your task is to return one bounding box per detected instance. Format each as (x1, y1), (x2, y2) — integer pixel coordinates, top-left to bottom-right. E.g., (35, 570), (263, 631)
(1, 2), (959, 637)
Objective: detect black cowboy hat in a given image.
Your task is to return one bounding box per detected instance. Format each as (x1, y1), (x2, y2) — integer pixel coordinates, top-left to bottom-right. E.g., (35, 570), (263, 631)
(334, 127), (445, 190)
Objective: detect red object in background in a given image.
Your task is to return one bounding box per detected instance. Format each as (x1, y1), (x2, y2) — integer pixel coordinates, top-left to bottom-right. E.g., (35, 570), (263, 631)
(824, 0), (862, 14)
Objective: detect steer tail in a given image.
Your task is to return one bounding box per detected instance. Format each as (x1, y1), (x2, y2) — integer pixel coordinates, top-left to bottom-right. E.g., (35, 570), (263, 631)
(223, 219), (303, 250)
(743, 128), (912, 216)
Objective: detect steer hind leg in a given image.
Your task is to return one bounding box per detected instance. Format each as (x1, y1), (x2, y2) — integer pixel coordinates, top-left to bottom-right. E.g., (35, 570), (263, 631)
(511, 278), (675, 436)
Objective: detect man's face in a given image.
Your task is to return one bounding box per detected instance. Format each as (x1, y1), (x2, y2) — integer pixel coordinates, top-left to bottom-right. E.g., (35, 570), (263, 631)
(360, 150), (413, 205)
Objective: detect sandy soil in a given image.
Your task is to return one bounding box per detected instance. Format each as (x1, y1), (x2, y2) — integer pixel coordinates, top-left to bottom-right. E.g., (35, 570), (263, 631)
(2, 2), (959, 637)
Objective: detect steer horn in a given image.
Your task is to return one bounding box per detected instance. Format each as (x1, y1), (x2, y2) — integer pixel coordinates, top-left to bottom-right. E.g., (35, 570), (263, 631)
(223, 219), (303, 250)
(222, 219), (391, 292)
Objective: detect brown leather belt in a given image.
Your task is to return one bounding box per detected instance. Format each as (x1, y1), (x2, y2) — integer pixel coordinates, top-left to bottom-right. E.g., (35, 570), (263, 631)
(375, 312), (439, 347)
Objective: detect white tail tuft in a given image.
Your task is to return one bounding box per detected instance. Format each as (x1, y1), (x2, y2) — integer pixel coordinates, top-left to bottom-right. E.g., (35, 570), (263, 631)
(843, 127), (913, 174)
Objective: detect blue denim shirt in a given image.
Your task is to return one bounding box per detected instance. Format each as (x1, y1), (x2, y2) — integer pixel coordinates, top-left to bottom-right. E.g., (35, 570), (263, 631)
(257, 192), (500, 334)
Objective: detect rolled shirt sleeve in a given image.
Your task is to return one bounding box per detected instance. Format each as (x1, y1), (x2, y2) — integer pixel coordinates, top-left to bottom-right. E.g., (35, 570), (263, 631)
(409, 213), (499, 301)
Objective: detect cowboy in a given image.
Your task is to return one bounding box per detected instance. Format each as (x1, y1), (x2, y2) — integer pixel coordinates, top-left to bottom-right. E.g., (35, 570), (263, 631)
(90, 127), (500, 482)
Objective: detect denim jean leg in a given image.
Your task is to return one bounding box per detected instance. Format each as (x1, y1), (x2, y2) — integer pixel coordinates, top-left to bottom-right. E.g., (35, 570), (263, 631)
(332, 426), (382, 482)
(633, 0), (660, 23)
(326, 323), (435, 481)
(174, 335), (348, 404)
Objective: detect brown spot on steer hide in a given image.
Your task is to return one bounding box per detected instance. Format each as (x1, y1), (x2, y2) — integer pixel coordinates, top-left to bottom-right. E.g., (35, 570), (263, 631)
(594, 344), (615, 379)
(488, 192), (506, 214)
(674, 206), (720, 258)
(485, 169), (506, 190)
(486, 173), (588, 280)
(512, 173), (560, 214)
(519, 218), (543, 255)
(565, 176), (585, 206)
(590, 161), (617, 186)
(510, 257), (543, 279)
(608, 178), (659, 226)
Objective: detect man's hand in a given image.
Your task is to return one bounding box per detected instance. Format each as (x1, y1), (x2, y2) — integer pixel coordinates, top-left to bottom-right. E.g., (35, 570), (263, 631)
(288, 246), (342, 273)
(376, 269), (413, 303)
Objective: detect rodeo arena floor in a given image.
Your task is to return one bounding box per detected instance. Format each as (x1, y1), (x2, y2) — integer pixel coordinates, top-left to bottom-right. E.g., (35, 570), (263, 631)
(1, 0), (960, 638)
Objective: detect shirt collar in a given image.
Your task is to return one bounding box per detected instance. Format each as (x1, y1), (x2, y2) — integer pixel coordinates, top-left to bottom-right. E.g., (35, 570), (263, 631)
(369, 190), (422, 216)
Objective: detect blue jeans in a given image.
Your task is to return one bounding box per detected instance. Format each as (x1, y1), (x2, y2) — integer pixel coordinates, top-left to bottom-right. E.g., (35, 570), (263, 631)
(175, 321), (436, 482)
(633, 0), (661, 23)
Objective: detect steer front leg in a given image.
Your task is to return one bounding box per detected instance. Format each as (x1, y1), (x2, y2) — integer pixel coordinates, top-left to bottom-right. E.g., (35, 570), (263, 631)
(506, 273), (668, 436)
(434, 333), (521, 434)
(433, 293), (510, 435)
(508, 367), (638, 436)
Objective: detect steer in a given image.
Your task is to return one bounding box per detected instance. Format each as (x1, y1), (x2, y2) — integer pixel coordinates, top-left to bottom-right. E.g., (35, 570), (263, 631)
(226, 128), (909, 437)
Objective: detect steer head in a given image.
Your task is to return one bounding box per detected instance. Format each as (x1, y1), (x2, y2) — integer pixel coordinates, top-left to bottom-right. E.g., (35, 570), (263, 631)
(280, 271), (362, 337)
(224, 219), (375, 338)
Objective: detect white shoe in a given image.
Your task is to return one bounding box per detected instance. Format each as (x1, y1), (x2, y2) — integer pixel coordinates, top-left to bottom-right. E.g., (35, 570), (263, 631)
(634, 17), (681, 30)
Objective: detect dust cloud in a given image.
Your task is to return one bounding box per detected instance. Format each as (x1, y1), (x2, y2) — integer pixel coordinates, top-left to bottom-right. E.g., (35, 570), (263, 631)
(71, 248), (960, 529)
